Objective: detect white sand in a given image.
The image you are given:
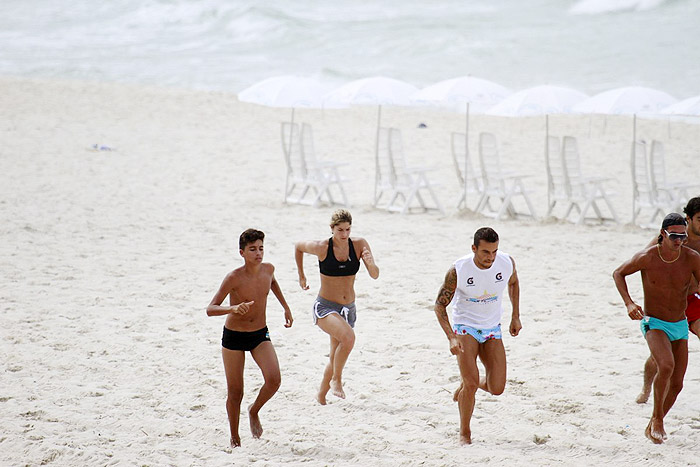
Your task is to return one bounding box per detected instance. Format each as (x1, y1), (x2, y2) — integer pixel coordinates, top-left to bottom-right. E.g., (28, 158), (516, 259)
(2, 77), (699, 466)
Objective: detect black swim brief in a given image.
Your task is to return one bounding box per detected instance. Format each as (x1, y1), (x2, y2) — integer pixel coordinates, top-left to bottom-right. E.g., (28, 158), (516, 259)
(221, 326), (271, 351)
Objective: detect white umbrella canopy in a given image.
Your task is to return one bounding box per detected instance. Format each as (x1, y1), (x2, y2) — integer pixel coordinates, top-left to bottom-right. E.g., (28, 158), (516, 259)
(237, 75), (334, 108)
(572, 86), (677, 115)
(660, 95), (700, 116)
(486, 85), (589, 116)
(409, 76), (512, 113)
(322, 76), (419, 107)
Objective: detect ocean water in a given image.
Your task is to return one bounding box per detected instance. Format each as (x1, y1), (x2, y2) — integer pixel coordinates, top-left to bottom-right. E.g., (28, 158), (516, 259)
(0, 0), (698, 98)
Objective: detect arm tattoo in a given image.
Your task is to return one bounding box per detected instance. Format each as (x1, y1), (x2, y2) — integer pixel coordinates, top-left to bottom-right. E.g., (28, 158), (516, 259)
(435, 267), (457, 308)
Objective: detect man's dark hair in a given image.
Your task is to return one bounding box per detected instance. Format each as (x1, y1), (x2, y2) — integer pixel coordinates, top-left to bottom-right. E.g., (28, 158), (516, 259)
(683, 197), (700, 219)
(658, 213), (687, 244)
(473, 227), (499, 247)
(239, 228), (265, 250)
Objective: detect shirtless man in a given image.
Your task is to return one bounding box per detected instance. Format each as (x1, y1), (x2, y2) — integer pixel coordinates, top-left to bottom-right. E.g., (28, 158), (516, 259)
(613, 213), (700, 444)
(636, 197), (700, 404)
(433, 227), (522, 444)
(206, 229), (294, 448)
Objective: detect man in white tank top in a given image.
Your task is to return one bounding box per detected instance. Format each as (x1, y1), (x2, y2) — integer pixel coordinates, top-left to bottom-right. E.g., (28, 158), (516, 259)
(433, 227), (521, 445)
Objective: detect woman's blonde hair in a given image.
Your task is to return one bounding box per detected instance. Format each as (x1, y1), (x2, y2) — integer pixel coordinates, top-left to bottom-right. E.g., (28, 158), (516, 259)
(330, 209), (352, 227)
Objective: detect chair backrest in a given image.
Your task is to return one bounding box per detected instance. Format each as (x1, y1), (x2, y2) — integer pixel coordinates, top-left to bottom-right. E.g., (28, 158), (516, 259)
(376, 127), (396, 187)
(649, 140), (666, 194)
(562, 136), (585, 196)
(545, 135), (566, 199)
(451, 132), (481, 190)
(478, 132), (502, 186)
(631, 140), (653, 204)
(281, 122), (306, 177)
(300, 122), (318, 165)
(388, 127), (409, 175)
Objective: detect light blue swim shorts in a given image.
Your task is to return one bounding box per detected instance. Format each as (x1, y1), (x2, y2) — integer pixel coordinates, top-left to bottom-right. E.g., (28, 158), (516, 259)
(640, 316), (688, 341)
(452, 323), (502, 344)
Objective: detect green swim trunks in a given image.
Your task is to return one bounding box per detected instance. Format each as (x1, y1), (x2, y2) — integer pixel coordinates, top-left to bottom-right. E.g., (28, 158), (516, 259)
(640, 316), (689, 341)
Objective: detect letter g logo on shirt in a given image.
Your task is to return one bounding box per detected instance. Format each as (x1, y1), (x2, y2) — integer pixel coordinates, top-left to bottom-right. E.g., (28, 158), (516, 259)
(467, 277), (474, 286)
(495, 272), (503, 282)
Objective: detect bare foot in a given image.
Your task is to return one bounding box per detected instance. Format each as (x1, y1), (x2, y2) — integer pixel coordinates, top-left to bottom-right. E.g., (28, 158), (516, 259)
(230, 435), (241, 448)
(453, 383), (462, 402)
(645, 419), (664, 444)
(318, 380), (330, 405)
(330, 379), (346, 399)
(635, 387), (651, 404)
(460, 432), (472, 445)
(248, 405), (263, 439)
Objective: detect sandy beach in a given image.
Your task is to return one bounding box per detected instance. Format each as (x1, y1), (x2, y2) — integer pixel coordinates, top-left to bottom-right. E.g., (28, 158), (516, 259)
(2, 77), (699, 466)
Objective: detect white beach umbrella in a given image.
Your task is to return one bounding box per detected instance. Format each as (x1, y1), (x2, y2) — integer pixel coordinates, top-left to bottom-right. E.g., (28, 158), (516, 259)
(572, 86), (676, 115)
(238, 76), (335, 204)
(487, 85), (588, 116)
(410, 76), (511, 211)
(323, 76), (419, 208)
(237, 75), (331, 108)
(660, 95), (700, 116)
(409, 76), (512, 113)
(322, 76), (419, 107)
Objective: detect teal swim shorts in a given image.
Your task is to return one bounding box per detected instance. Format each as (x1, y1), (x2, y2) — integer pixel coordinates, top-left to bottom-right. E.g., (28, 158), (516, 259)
(640, 316), (689, 341)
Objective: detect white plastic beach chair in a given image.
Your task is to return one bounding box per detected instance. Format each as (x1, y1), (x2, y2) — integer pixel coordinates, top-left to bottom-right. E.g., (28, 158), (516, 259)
(281, 122), (349, 208)
(559, 136), (618, 224)
(300, 123), (350, 205)
(451, 131), (483, 210)
(373, 127), (443, 215)
(475, 132), (537, 220)
(631, 140), (667, 227)
(649, 140), (695, 212)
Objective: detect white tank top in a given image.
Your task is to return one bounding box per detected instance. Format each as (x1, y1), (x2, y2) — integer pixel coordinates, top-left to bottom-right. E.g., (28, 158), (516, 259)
(450, 251), (513, 328)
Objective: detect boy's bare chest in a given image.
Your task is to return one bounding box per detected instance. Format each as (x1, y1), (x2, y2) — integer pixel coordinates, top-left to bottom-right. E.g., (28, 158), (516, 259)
(231, 274), (272, 299)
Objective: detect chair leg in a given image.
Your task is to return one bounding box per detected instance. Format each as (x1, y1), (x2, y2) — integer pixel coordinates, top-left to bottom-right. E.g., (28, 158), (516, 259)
(475, 190), (489, 214)
(311, 183), (329, 208)
(424, 180), (444, 214)
(457, 191), (466, 210)
(576, 199), (595, 225)
(386, 189), (402, 213)
(336, 182), (349, 207)
(414, 190), (427, 211)
(401, 186), (421, 215)
(602, 196), (619, 223)
(564, 203), (576, 220)
(284, 174), (291, 203)
(496, 192), (515, 220)
(518, 181), (537, 219)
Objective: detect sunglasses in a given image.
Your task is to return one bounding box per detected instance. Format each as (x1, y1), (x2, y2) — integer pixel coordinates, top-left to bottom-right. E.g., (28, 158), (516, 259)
(664, 230), (688, 241)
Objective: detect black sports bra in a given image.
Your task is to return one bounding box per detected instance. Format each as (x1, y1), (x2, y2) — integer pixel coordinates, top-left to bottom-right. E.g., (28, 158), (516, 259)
(319, 237), (361, 277)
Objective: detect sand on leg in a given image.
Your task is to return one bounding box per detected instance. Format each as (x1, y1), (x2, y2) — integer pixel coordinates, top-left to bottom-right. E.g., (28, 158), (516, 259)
(318, 337), (338, 405)
(477, 338), (507, 396)
(455, 335), (480, 444)
(645, 330), (676, 443)
(222, 348), (245, 448)
(636, 355), (657, 404)
(316, 313), (355, 402)
(248, 341), (282, 439)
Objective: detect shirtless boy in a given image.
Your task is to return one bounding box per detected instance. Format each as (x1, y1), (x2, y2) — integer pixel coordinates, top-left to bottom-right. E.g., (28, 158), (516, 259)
(206, 229), (294, 448)
(636, 197), (700, 404)
(613, 213), (700, 444)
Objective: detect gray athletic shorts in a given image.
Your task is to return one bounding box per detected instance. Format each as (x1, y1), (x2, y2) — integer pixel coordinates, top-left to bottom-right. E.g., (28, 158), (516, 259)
(313, 296), (357, 328)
